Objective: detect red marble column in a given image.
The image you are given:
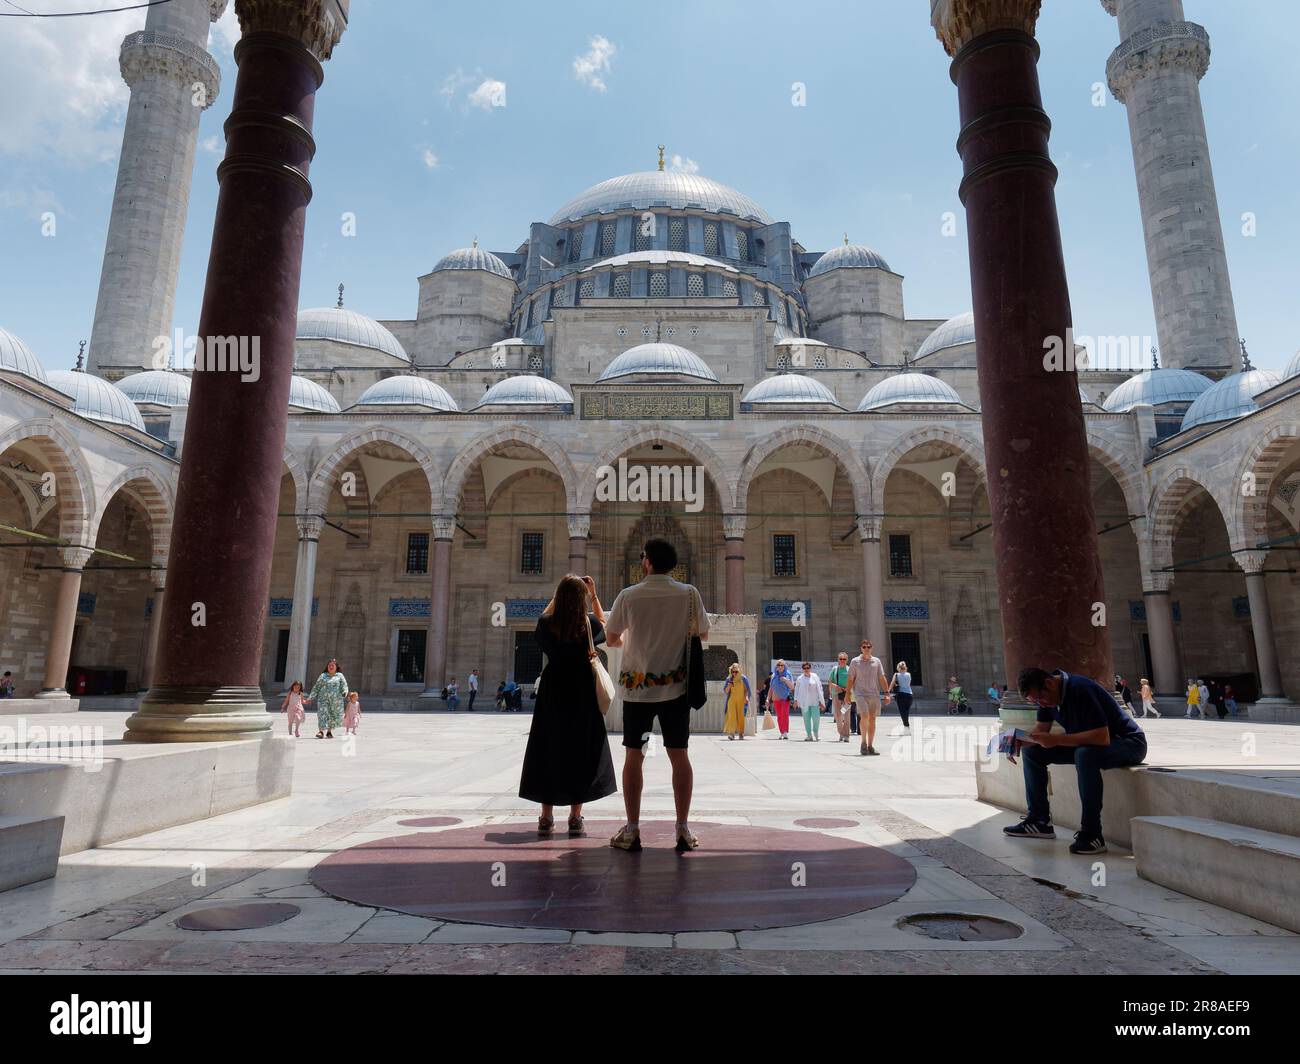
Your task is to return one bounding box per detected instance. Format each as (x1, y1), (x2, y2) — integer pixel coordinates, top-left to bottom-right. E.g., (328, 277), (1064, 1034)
(937, 8), (1112, 688)
(723, 515), (746, 614)
(127, 1), (348, 741)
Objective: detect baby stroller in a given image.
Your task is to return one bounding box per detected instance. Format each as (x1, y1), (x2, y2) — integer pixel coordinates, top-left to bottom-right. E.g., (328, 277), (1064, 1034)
(948, 692), (973, 715)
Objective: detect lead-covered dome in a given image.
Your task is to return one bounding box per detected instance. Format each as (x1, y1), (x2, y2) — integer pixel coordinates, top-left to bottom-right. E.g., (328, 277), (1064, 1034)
(597, 342), (719, 383)
(289, 375), (341, 413)
(355, 376), (458, 412)
(858, 372), (966, 412)
(1181, 369), (1281, 432)
(432, 246), (512, 279)
(916, 311), (975, 360)
(743, 373), (840, 406)
(296, 307), (409, 362)
(0, 326), (48, 383)
(116, 369), (192, 407)
(477, 376), (573, 407)
(549, 171), (773, 225)
(1103, 367), (1213, 412)
(807, 243), (892, 277)
(48, 370), (147, 431)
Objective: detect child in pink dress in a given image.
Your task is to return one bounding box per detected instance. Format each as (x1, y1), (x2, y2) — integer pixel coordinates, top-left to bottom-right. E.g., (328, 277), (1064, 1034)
(343, 691), (361, 735)
(281, 681), (306, 737)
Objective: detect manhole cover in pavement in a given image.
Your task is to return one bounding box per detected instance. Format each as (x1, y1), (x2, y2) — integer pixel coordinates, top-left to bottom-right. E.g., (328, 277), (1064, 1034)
(793, 817), (860, 829)
(899, 912), (1023, 941)
(175, 903), (301, 931)
(310, 821), (917, 934)
(396, 816), (463, 828)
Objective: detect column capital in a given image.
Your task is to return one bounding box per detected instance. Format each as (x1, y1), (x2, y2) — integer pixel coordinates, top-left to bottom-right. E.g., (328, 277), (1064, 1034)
(1237, 550), (1269, 575)
(433, 514), (457, 541)
(858, 516), (882, 542)
(567, 512), (591, 539)
(296, 514), (324, 541)
(59, 546), (94, 571)
(234, 0), (349, 62)
(722, 514), (747, 539)
(931, 0), (1042, 56)
(1107, 21), (1210, 103)
(1142, 572), (1174, 594)
(119, 30), (222, 108)
(151, 568), (167, 592)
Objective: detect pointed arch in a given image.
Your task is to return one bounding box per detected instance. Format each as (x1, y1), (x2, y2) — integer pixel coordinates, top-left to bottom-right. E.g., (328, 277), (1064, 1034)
(870, 424), (987, 510)
(1085, 432), (1146, 528)
(577, 426), (738, 513)
(1146, 465), (1222, 571)
(736, 423), (872, 517)
(0, 417), (94, 542)
(89, 465), (175, 568)
(1229, 421), (1300, 550)
(307, 427), (440, 515)
(442, 424), (579, 514)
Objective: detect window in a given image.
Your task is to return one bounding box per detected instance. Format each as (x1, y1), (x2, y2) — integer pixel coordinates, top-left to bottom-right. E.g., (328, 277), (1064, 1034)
(889, 534), (913, 578)
(751, 287), (767, 306)
(395, 629), (426, 684)
(406, 532), (429, 575)
(550, 286), (565, 309)
(889, 632), (922, 686)
(649, 271), (668, 297)
(721, 279), (738, 299)
(776, 352), (790, 370)
(612, 273), (631, 297)
(273, 629), (289, 684)
(579, 278), (595, 300)
(772, 630), (802, 663)
(529, 352), (543, 370)
(687, 273), (705, 297)
(568, 229), (584, 262)
(600, 221), (617, 256)
(772, 533), (797, 577)
(703, 221), (720, 257)
(669, 217), (687, 251)
(521, 532), (544, 575)
(813, 353), (826, 369)
(736, 229), (749, 261)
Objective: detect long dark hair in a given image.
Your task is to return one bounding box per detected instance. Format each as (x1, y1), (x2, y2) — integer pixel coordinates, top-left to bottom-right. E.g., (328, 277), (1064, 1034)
(548, 574), (590, 642)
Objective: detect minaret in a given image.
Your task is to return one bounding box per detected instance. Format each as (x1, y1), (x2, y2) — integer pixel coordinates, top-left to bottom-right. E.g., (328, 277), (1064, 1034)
(87, 0), (228, 379)
(1102, 0), (1239, 373)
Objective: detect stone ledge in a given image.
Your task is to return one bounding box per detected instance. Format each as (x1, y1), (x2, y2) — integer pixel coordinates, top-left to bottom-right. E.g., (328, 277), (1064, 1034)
(0, 698), (80, 716)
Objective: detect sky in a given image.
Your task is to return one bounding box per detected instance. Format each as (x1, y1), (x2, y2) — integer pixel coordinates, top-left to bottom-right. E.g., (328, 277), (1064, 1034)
(0, 0), (1296, 374)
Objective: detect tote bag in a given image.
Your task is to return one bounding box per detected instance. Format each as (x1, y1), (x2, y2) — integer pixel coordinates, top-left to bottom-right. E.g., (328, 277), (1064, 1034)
(685, 590), (707, 710)
(587, 615), (616, 716)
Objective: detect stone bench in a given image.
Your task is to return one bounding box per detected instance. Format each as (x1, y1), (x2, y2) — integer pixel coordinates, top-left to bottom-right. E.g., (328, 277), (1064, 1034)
(0, 814), (64, 892)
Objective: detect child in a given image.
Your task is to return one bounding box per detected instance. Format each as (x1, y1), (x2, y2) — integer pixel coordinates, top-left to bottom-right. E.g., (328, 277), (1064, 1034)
(343, 691), (362, 735)
(281, 681), (306, 737)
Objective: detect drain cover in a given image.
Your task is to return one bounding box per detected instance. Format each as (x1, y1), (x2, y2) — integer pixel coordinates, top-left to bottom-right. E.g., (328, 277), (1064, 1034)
(175, 903), (301, 931)
(899, 912), (1023, 941)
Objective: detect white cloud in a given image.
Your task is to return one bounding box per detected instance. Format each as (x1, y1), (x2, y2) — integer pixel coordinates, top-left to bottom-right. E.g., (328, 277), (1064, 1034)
(422, 147), (439, 170)
(671, 155), (700, 175)
(573, 35), (616, 92)
(209, 5), (241, 57)
(439, 68), (474, 105)
(439, 69), (505, 111)
(201, 135), (222, 154)
(467, 79), (507, 110)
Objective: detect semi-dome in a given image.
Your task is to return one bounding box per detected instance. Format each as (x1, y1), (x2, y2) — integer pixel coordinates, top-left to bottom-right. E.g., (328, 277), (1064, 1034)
(807, 243), (892, 277)
(1181, 369), (1281, 432)
(743, 373), (840, 406)
(916, 311), (975, 360)
(355, 376), (458, 412)
(1102, 367), (1213, 412)
(549, 170), (773, 226)
(289, 375), (341, 413)
(0, 326), (49, 383)
(296, 307), (409, 362)
(48, 370), (147, 432)
(583, 250), (737, 273)
(597, 342), (719, 383)
(432, 245), (512, 279)
(857, 372), (966, 412)
(477, 376), (573, 407)
(116, 369), (191, 407)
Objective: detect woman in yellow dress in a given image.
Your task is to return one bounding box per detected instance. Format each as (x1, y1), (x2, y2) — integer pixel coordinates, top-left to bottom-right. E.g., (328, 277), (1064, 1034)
(722, 662), (750, 740)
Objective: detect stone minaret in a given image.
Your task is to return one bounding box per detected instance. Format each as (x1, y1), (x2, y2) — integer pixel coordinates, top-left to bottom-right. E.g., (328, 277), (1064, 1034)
(1102, 0), (1239, 373)
(87, 1), (228, 379)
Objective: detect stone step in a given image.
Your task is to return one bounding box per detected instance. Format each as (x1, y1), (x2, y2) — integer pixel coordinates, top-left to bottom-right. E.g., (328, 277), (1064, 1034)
(1132, 816), (1300, 934)
(0, 814), (64, 892)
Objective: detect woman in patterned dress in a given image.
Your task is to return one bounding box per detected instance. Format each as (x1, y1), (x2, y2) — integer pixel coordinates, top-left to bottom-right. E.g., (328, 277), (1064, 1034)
(306, 658), (349, 739)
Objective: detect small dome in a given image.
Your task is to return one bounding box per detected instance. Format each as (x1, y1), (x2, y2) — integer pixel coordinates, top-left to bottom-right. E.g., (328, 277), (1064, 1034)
(743, 373), (841, 406)
(432, 246), (512, 279)
(48, 370), (147, 432)
(289, 375), (341, 413)
(1181, 369), (1281, 432)
(858, 372), (965, 412)
(549, 170), (772, 226)
(597, 342), (719, 383)
(296, 307), (409, 362)
(477, 376), (573, 407)
(916, 311), (975, 360)
(356, 376), (458, 411)
(116, 369), (192, 407)
(0, 326), (49, 383)
(1284, 349), (1300, 381)
(807, 243), (892, 277)
(1103, 367), (1213, 412)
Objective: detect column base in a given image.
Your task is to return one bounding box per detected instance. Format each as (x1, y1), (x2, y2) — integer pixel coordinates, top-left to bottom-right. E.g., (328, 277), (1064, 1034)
(34, 689), (72, 700)
(125, 684), (273, 743)
(1243, 699), (1300, 724)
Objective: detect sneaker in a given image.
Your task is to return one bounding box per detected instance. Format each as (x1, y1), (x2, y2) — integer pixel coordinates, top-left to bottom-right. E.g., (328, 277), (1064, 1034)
(675, 826), (699, 853)
(1069, 831), (1107, 855)
(860, 745), (869, 756)
(609, 825), (641, 852)
(866, 746), (879, 756)
(1003, 816), (1056, 839)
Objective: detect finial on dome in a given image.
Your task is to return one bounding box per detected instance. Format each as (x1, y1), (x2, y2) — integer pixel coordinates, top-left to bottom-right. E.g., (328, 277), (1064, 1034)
(657, 145), (665, 172)
(472, 236), (478, 249)
(337, 283), (344, 309)
(843, 233), (849, 246)
(75, 340), (86, 372)
(1151, 345), (1159, 370)
(1240, 338), (1252, 372)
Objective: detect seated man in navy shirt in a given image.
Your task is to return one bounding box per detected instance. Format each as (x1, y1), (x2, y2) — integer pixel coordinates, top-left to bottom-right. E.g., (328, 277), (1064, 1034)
(1003, 666), (1147, 855)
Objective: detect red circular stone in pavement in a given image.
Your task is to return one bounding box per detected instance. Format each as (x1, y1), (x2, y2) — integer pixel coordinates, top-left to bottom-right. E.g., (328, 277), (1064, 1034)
(309, 821), (916, 933)
(396, 816), (463, 828)
(794, 817), (860, 829)
(175, 902), (301, 931)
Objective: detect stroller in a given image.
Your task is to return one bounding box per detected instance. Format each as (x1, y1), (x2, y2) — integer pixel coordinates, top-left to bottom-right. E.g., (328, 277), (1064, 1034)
(948, 690), (974, 715)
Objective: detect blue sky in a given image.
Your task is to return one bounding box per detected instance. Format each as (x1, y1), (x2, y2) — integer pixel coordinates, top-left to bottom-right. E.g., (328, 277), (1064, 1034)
(1, 0), (1296, 373)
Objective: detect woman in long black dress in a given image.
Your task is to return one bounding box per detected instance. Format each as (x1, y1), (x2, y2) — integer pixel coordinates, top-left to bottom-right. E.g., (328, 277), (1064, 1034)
(518, 573), (617, 836)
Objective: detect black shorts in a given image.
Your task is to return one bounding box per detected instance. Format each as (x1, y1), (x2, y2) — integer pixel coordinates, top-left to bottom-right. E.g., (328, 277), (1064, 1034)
(622, 693), (692, 750)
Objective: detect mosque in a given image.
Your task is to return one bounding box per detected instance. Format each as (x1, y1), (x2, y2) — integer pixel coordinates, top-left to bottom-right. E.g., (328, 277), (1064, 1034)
(1, 0), (1297, 716)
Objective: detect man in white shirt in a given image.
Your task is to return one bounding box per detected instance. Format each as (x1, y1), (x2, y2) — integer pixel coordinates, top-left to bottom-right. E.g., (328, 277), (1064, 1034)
(604, 537), (708, 854)
(467, 670), (479, 712)
(794, 662), (824, 742)
(847, 639), (892, 756)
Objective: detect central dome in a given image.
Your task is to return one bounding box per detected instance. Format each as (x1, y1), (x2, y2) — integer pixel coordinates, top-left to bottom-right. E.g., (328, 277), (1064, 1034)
(549, 171), (773, 226)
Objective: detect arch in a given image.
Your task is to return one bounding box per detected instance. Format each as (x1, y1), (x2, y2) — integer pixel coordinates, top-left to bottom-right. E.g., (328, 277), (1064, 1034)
(283, 450), (310, 516)
(736, 424), (872, 518)
(1229, 420), (1300, 550)
(442, 424), (580, 514)
(307, 427), (440, 515)
(1146, 465), (1224, 571)
(0, 417), (94, 542)
(89, 465), (174, 569)
(1085, 432), (1146, 528)
(485, 465), (569, 512)
(577, 426), (738, 513)
(870, 425), (988, 512)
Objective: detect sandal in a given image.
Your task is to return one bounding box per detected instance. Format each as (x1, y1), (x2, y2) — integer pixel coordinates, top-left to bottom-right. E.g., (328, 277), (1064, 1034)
(537, 815), (555, 835)
(567, 815), (585, 837)
(315, 731), (324, 739)
(326, 731), (334, 739)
